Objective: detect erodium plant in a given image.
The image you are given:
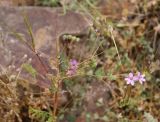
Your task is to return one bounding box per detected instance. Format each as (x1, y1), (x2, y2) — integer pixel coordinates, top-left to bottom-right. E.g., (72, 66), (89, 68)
(122, 72), (146, 105)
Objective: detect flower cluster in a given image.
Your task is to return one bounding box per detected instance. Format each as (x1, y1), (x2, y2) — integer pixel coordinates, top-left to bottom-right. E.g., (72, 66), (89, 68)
(67, 59), (79, 76)
(125, 72), (146, 86)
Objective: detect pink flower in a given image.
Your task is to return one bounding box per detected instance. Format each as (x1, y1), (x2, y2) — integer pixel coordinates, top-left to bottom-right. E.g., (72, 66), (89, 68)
(67, 69), (76, 76)
(67, 59), (79, 76)
(70, 59), (78, 69)
(125, 73), (137, 86)
(135, 72), (146, 84)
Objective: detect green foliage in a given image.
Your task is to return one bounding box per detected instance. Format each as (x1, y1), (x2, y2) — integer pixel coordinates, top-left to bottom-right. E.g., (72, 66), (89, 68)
(22, 63), (37, 78)
(29, 107), (56, 122)
(105, 47), (117, 59)
(63, 79), (74, 90)
(59, 52), (69, 74)
(138, 36), (153, 54)
(38, 0), (59, 7)
(89, 59), (97, 69)
(135, 36), (154, 69)
(66, 114), (76, 122)
(95, 67), (105, 79)
(107, 71), (117, 81)
(86, 112), (91, 122)
(23, 14), (35, 51)
(121, 53), (132, 68)
(50, 76), (59, 94)
(47, 116), (56, 122)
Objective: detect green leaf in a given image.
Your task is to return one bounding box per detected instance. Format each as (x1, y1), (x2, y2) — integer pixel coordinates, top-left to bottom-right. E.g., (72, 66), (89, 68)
(86, 113), (91, 122)
(47, 116), (56, 122)
(89, 59), (97, 68)
(66, 115), (76, 122)
(38, 0), (59, 7)
(22, 63), (37, 78)
(105, 47), (117, 59)
(95, 67), (105, 79)
(107, 72), (117, 81)
(23, 14), (35, 50)
(29, 107), (50, 122)
(59, 52), (68, 73)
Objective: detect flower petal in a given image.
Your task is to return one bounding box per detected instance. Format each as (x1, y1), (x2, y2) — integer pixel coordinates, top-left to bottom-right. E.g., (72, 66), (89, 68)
(141, 78), (146, 82)
(125, 78), (129, 81)
(129, 73), (134, 78)
(131, 81), (135, 86)
(133, 76), (138, 81)
(127, 80), (131, 84)
(137, 72), (141, 76)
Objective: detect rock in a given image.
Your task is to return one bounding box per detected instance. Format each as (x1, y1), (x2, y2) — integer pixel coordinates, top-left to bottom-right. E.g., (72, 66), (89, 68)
(0, 6), (92, 88)
(0, 0), (14, 6)
(84, 81), (112, 114)
(0, 0), (35, 6)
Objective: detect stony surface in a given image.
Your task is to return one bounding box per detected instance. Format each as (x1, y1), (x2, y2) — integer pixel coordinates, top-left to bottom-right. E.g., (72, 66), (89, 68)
(0, 0), (35, 6)
(84, 81), (111, 112)
(0, 6), (92, 88)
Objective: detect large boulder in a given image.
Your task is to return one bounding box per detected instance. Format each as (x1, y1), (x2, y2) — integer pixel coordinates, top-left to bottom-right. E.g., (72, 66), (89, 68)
(0, 6), (92, 88)
(0, 0), (34, 6)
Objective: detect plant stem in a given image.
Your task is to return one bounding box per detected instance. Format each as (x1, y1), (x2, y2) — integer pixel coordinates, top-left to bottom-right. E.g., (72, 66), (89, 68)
(109, 26), (122, 66)
(53, 36), (61, 119)
(123, 85), (131, 104)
